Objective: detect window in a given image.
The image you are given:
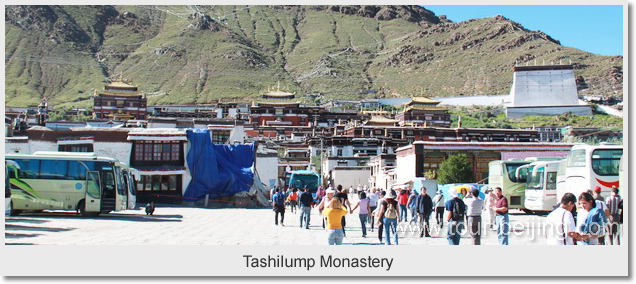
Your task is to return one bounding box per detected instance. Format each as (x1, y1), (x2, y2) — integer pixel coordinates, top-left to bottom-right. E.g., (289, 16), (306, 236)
(211, 130), (231, 144)
(40, 160), (68, 180)
(59, 144), (93, 152)
(566, 150), (586, 167)
(137, 175), (180, 191)
(134, 141), (181, 162)
(116, 100), (125, 108)
(592, 149), (622, 176)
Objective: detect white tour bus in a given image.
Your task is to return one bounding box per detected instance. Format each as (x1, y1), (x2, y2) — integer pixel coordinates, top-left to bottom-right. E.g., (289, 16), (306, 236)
(521, 160), (563, 213)
(556, 144), (623, 202)
(6, 151), (137, 216)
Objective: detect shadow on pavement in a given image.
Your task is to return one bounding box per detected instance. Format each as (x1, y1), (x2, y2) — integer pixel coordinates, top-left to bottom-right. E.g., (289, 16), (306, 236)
(5, 224), (74, 233)
(11, 212), (183, 222)
(4, 218), (50, 224)
(5, 232), (42, 239)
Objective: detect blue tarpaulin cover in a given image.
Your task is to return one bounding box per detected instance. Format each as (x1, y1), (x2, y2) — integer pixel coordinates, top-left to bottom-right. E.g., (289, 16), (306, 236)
(184, 129), (256, 200)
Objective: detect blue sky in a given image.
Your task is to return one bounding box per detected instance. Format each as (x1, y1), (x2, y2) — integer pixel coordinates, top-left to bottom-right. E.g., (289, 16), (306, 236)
(423, 5), (623, 56)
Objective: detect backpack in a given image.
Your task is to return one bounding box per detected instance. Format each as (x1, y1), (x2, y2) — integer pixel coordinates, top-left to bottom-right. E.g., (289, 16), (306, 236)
(385, 201), (398, 219)
(274, 193), (285, 205)
(452, 199), (465, 220)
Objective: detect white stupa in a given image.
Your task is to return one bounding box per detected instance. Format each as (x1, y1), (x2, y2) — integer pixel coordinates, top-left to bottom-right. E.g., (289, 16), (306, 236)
(505, 64), (592, 118)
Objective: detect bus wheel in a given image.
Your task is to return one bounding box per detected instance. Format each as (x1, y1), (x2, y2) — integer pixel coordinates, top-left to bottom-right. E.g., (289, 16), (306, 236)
(9, 202), (21, 216)
(78, 200), (100, 217)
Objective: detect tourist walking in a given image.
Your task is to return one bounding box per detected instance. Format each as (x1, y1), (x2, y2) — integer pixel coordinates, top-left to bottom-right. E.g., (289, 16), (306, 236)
(298, 187), (313, 229)
(318, 188), (336, 229)
(431, 189), (445, 228)
(407, 190), (419, 224)
(445, 188), (465, 245)
(463, 188), (484, 245)
(605, 187), (622, 245)
(288, 188), (298, 213)
(336, 185), (351, 237)
(484, 189), (497, 230)
(575, 192), (606, 245)
(373, 191), (386, 242)
(377, 190), (400, 245)
(546, 193), (578, 245)
(351, 191), (371, 237)
(415, 188), (433, 238)
(398, 189), (409, 221)
(494, 187), (509, 245)
(368, 188), (379, 232)
(322, 197), (348, 245)
(272, 188), (286, 226)
(315, 185), (326, 204)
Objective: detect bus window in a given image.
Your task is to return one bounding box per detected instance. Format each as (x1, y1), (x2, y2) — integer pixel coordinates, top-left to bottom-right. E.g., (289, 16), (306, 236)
(510, 164), (528, 182)
(546, 172), (557, 189)
(592, 149), (622, 176)
(40, 160), (68, 180)
(16, 159), (40, 179)
(68, 161), (88, 180)
(490, 164), (502, 176)
(566, 149), (586, 167)
(527, 166), (544, 189)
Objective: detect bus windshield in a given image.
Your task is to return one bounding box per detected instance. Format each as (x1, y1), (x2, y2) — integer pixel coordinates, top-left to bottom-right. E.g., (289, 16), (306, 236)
(507, 163), (528, 182)
(527, 166), (544, 189)
(592, 149), (622, 176)
(289, 174), (319, 192)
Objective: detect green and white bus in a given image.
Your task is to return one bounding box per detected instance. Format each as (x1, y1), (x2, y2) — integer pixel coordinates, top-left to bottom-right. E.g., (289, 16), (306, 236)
(488, 160), (531, 211)
(6, 151), (137, 217)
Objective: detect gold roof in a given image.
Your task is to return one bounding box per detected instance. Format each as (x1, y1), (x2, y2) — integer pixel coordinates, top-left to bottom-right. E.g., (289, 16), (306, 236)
(409, 97), (441, 105)
(263, 91), (295, 97)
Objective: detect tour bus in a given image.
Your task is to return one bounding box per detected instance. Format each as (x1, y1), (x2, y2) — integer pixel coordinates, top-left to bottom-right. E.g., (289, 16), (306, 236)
(488, 160), (532, 211)
(522, 160), (564, 213)
(556, 144), (623, 202)
(284, 170), (321, 196)
(5, 160), (19, 216)
(6, 151), (137, 216)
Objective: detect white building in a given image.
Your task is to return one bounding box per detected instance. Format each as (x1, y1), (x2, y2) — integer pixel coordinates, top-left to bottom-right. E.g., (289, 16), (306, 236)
(506, 64), (592, 118)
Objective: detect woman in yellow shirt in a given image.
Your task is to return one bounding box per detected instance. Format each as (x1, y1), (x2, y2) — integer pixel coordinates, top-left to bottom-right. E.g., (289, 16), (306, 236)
(322, 197), (348, 245)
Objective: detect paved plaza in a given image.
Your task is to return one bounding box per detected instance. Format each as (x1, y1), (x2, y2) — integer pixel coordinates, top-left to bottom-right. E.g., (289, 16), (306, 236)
(5, 203), (553, 246)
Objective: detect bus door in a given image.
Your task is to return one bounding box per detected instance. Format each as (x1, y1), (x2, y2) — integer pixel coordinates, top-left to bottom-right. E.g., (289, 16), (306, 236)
(126, 171), (137, 209)
(114, 167), (128, 211)
(85, 171), (102, 212)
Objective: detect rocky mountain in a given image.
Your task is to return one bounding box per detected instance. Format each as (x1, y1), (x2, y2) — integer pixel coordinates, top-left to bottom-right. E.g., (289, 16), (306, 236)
(5, 5), (623, 108)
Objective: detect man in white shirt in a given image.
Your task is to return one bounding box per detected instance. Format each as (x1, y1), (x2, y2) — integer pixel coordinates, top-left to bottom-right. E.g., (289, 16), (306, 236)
(463, 188), (484, 245)
(547, 193), (578, 245)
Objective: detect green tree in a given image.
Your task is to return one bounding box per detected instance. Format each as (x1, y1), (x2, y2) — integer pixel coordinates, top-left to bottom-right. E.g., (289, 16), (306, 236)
(436, 154), (473, 184)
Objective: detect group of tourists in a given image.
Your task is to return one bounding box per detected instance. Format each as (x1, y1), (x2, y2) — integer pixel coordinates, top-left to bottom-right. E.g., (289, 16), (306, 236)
(546, 186), (623, 245)
(272, 183), (623, 246)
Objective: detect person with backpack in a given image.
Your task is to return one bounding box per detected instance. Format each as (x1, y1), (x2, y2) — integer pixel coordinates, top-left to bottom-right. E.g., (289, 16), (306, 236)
(431, 189), (445, 228)
(272, 188), (286, 226)
(445, 188), (466, 245)
(377, 190), (400, 245)
(494, 187), (509, 245)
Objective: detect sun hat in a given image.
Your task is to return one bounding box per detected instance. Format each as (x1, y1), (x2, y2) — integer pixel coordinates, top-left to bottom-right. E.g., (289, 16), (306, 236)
(326, 189), (336, 194)
(385, 190), (397, 199)
(448, 188), (458, 198)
